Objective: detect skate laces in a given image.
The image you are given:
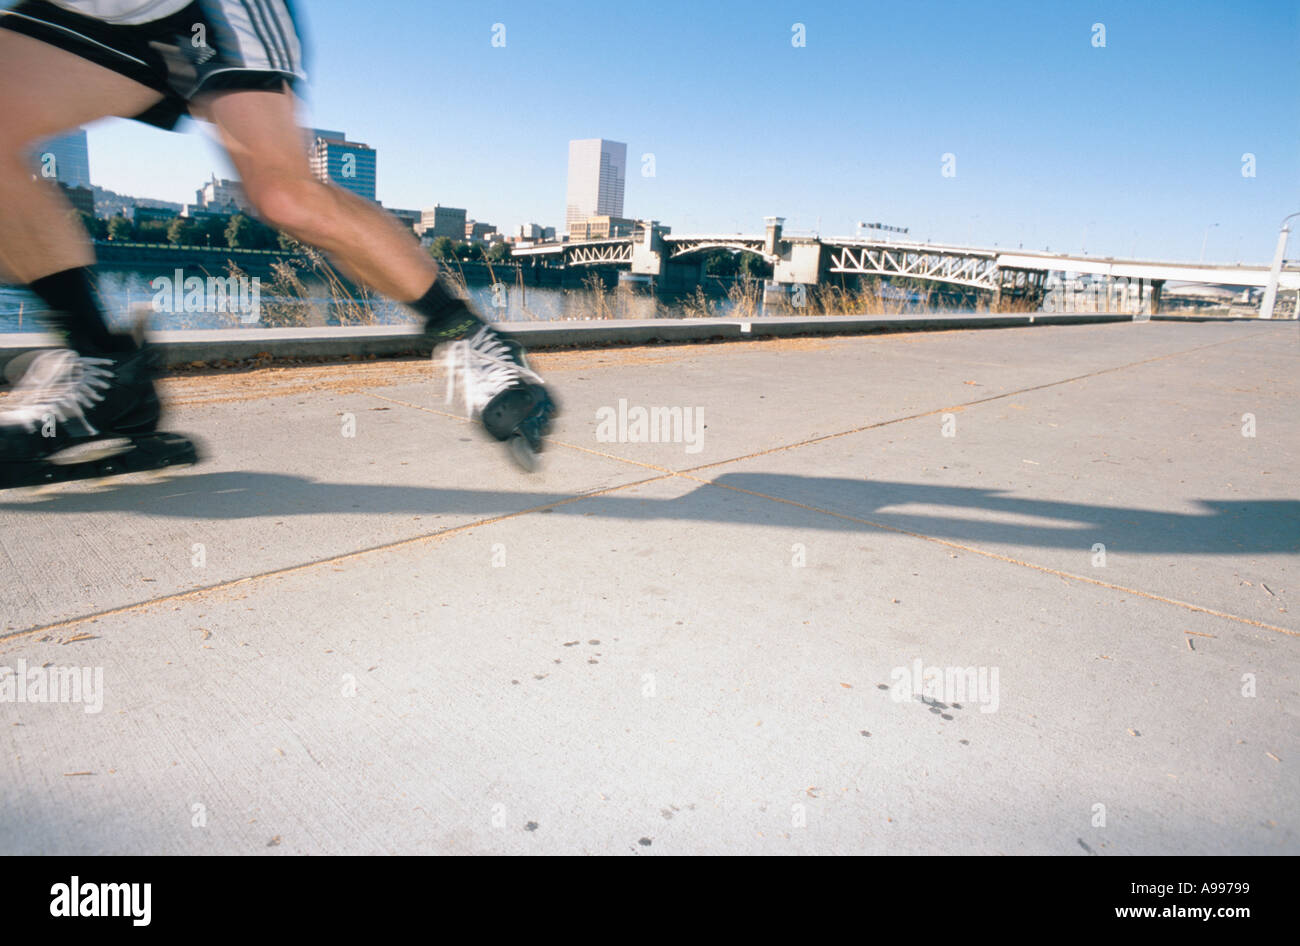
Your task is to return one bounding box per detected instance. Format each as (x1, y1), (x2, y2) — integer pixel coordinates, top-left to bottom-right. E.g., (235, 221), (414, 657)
(442, 325), (542, 417)
(1, 349), (114, 436)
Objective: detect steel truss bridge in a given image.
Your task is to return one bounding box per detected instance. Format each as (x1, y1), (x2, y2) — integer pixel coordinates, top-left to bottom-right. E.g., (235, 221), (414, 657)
(510, 232), (1300, 309)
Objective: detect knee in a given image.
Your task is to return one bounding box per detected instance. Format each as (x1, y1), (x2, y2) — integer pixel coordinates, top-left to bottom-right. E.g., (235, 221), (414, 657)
(242, 173), (324, 237)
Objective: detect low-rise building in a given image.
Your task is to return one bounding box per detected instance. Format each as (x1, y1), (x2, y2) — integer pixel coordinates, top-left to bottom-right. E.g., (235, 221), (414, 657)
(384, 206), (422, 232)
(194, 174), (249, 214)
(568, 215), (637, 240)
(465, 220), (496, 243)
(180, 204), (232, 221)
(133, 205), (179, 225)
(516, 222), (557, 242)
(418, 204), (467, 241)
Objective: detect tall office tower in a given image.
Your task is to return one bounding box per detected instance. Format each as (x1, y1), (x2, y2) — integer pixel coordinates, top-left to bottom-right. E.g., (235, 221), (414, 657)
(565, 139), (626, 233)
(33, 128), (91, 188)
(308, 130), (377, 202)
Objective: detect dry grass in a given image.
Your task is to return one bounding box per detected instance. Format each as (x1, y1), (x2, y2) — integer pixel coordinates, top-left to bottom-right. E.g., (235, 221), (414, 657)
(754, 280), (1044, 316)
(755, 281), (916, 317)
(577, 272), (618, 320)
(678, 286), (716, 319)
(226, 247), (381, 328)
(725, 280), (763, 319)
(216, 256), (1045, 328)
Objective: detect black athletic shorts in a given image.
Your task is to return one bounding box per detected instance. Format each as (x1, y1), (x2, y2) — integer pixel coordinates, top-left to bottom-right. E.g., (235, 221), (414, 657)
(0, 0), (307, 129)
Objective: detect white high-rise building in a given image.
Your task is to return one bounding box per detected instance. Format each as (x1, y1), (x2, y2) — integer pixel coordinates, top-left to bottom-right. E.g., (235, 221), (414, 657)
(565, 138), (626, 233)
(33, 128), (91, 188)
(194, 174), (249, 212)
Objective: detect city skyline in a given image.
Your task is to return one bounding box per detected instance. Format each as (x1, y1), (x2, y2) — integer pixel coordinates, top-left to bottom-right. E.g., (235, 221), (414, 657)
(62, 0), (1298, 262)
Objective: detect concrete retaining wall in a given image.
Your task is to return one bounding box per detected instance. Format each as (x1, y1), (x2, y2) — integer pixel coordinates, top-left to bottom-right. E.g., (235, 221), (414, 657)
(0, 311), (1186, 376)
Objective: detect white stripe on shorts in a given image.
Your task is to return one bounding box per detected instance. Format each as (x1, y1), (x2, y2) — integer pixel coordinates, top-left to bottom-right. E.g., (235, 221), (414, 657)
(201, 0), (304, 79)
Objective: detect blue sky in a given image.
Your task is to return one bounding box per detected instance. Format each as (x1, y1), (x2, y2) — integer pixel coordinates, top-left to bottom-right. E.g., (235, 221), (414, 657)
(80, 0), (1297, 261)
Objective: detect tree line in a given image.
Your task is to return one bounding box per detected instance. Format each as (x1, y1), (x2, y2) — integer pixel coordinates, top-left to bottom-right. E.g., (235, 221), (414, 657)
(77, 209), (299, 251)
(700, 249), (771, 279)
(80, 211), (517, 263)
(73, 212), (769, 276)
(427, 236), (511, 264)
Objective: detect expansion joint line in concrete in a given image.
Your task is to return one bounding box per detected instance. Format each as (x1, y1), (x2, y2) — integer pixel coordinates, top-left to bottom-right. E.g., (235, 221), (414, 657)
(0, 473), (675, 646)
(540, 330), (1299, 639)
(2, 328), (1287, 645)
(680, 330), (1276, 473)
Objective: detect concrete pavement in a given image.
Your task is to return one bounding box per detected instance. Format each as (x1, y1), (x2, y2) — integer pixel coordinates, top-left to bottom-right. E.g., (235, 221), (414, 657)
(0, 319), (1296, 854)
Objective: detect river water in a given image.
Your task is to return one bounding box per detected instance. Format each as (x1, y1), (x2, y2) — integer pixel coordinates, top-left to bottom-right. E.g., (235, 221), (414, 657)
(0, 267), (766, 333)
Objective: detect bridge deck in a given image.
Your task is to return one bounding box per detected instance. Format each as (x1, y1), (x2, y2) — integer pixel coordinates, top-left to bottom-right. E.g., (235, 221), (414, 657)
(510, 235), (1300, 291)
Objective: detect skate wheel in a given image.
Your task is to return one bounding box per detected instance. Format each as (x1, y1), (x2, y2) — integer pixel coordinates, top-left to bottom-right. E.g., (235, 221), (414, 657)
(506, 435), (539, 472)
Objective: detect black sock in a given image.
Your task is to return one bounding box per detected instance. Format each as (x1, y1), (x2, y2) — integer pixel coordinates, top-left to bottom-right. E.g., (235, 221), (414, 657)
(408, 277), (484, 342)
(28, 267), (134, 354)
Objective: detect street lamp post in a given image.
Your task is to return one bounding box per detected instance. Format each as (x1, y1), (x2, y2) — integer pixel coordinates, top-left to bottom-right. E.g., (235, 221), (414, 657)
(1199, 223), (1219, 262)
(1260, 211), (1299, 320)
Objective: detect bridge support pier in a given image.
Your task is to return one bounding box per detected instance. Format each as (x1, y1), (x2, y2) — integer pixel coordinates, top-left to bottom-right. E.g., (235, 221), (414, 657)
(764, 217), (784, 257)
(761, 280), (817, 313)
(631, 222), (667, 277)
(762, 280), (787, 312)
(1133, 278), (1163, 317)
(992, 267), (1049, 312)
(773, 242), (824, 287)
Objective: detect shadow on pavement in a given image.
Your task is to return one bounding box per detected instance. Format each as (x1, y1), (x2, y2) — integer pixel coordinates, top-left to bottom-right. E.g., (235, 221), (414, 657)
(2, 470), (1297, 555)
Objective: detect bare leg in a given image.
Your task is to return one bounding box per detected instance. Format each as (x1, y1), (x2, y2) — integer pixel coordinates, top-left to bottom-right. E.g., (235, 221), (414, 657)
(0, 30), (163, 281)
(193, 88), (439, 303)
